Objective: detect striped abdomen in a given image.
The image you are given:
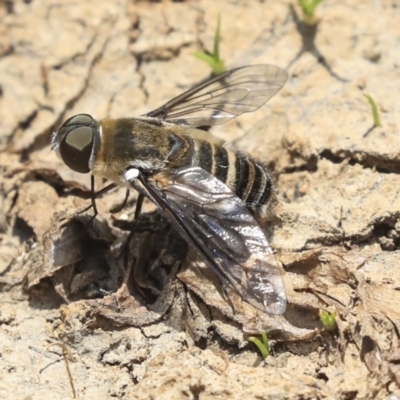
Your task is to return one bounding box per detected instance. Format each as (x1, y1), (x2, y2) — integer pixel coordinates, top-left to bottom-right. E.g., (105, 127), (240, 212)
(188, 137), (273, 210)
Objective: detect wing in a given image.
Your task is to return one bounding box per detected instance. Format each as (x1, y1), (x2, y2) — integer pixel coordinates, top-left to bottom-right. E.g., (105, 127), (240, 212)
(137, 166), (287, 314)
(143, 64), (288, 127)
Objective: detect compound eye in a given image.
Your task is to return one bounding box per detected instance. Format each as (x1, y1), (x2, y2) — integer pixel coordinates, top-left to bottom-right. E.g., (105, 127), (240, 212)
(64, 114), (94, 127)
(59, 125), (94, 173)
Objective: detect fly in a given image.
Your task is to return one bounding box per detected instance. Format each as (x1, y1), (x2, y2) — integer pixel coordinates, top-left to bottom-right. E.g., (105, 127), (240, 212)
(52, 64), (288, 314)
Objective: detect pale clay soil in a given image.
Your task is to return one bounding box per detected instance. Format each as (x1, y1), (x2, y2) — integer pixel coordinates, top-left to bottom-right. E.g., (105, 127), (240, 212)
(0, 0), (400, 399)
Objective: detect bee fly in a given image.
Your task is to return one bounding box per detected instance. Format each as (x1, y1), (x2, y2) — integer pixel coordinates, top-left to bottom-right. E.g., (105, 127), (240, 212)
(52, 64), (288, 314)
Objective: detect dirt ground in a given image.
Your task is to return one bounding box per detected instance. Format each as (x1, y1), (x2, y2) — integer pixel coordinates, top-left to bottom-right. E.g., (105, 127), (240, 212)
(1, 0), (400, 399)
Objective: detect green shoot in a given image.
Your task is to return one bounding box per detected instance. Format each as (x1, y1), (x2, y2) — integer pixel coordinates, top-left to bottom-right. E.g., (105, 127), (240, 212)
(297, 0), (323, 25)
(319, 310), (337, 332)
(363, 93), (382, 127)
(193, 14), (226, 75)
(249, 331), (270, 359)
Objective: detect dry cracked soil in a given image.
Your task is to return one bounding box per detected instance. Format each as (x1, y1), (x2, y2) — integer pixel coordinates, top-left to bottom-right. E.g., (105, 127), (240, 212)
(0, 0), (400, 399)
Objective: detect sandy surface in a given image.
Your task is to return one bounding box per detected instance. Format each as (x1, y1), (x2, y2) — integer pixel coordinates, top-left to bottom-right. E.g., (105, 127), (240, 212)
(1, 0), (400, 399)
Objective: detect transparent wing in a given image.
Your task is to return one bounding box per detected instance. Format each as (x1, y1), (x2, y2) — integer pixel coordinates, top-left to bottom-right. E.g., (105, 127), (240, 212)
(143, 64), (288, 127)
(138, 166), (287, 314)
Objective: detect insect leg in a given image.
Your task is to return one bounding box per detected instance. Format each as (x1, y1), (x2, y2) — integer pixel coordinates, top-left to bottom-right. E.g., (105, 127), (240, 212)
(133, 192), (145, 221)
(76, 177), (117, 220)
(220, 282), (236, 314)
(117, 192), (144, 257)
(118, 193), (145, 291)
(76, 180), (133, 219)
(90, 175), (98, 221)
(110, 189), (130, 213)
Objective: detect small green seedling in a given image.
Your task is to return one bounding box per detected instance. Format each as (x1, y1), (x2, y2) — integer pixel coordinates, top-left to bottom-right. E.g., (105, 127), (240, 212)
(363, 93), (382, 127)
(249, 331), (270, 359)
(319, 310), (337, 332)
(297, 0), (324, 25)
(193, 14), (226, 75)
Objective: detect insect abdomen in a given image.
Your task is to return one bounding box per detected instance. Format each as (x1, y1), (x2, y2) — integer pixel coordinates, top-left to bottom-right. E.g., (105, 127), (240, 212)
(189, 138), (273, 209)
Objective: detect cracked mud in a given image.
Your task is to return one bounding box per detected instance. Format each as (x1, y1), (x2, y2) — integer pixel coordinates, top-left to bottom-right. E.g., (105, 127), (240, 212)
(0, 1), (400, 399)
